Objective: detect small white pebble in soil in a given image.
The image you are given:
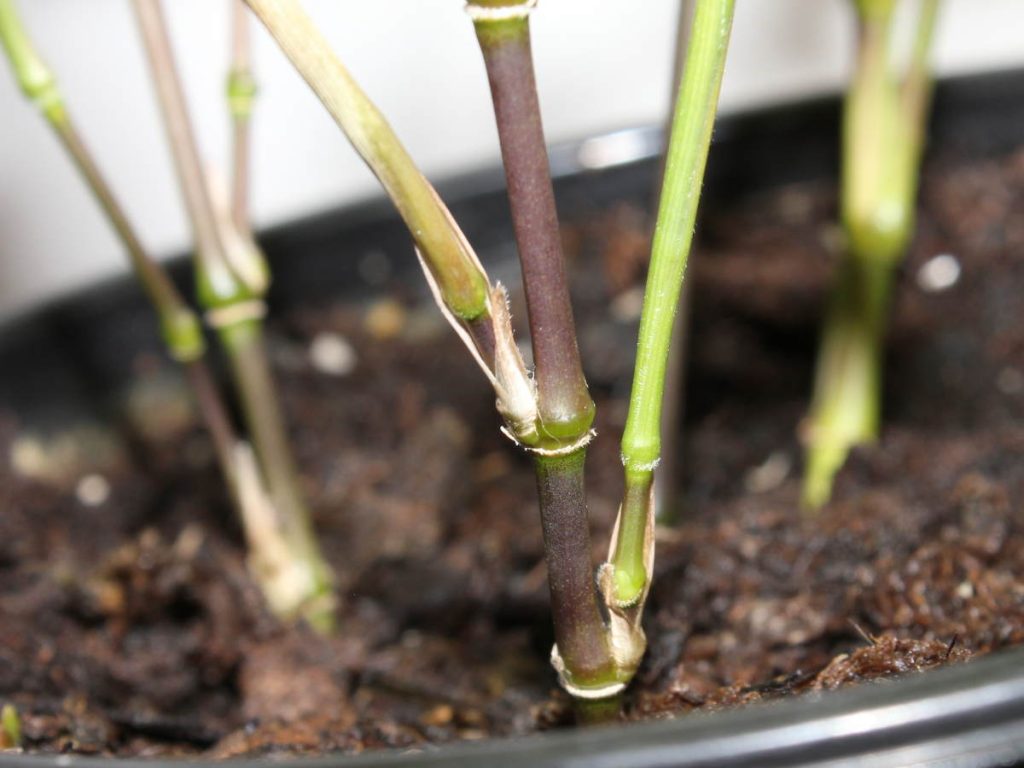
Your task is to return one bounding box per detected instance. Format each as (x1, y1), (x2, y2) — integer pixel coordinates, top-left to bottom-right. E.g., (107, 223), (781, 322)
(75, 473), (110, 507)
(10, 436), (46, 478)
(996, 366), (1024, 395)
(956, 580), (974, 600)
(610, 286), (645, 322)
(744, 451), (791, 494)
(364, 299), (406, 340)
(916, 253), (961, 293)
(309, 332), (358, 377)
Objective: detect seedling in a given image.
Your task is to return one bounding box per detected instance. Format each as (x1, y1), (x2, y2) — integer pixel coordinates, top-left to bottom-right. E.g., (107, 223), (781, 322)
(802, 0), (939, 509)
(244, 0), (733, 705)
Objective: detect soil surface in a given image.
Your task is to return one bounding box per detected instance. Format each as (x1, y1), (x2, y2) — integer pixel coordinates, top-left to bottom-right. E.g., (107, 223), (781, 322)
(1, 145), (1023, 758)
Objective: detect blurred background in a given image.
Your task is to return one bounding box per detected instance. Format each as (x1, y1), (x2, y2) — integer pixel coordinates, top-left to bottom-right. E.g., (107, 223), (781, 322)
(0, 0), (1021, 318)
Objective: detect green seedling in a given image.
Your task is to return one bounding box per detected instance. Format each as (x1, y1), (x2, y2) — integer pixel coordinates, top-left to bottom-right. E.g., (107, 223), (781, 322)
(802, 0), (940, 509)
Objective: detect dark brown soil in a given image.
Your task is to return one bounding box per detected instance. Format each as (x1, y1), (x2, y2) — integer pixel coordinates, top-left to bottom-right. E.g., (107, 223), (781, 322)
(1, 145), (1023, 758)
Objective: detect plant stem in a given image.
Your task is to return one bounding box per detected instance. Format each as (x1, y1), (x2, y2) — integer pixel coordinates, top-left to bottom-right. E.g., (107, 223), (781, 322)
(227, 0), (256, 232)
(903, 0), (940, 140)
(533, 450), (618, 692)
(133, 0), (335, 630)
(802, 258), (890, 509)
(48, 121), (206, 360)
(469, 0), (594, 442)
(242, 0), (493, 364)
(220, 319), (335, 632)
(654, 0), (697, 525)
(802, 0), (939, 509)
(615, 0), (734, 605)
(468, 1), (624, 704)
(132, 1), (224, 274)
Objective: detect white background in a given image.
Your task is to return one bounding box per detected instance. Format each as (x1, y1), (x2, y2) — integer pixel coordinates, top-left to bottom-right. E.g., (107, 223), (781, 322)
(0, 0), (1021, 317)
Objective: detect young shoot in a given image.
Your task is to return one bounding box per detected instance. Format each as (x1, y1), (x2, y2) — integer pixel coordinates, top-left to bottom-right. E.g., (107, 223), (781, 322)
(131, 0), (336, 631)
(802, 0), (940, 509)
(608, 0), (734, 682)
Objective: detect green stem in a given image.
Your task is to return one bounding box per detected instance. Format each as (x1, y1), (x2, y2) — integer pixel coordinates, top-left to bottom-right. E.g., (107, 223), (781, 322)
(615, 0), (734, 604)
(243, 0), (492, 345)
(654, 0), (697, 525)
(469, 1), (594, 443)
(220, 320), (335, 633)
(0, 0), (61, 122)
(802, 258), (891, 509)
(842, 7), (909, 264)
(903, 0), (940, 142)
(52, 120), (206, 360)
(133, 0), (335, 630)
(610, 470), (654, 603)
(803, 0), (939, 509)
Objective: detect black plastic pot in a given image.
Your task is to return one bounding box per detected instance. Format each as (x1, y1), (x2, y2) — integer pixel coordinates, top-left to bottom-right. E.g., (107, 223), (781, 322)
(2, 69), (1024, 767)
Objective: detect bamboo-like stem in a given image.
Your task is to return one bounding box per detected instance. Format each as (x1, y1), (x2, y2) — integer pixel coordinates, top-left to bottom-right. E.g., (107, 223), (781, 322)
(242, 0), (493, 364)
(132, 1), (223, 275)
(132, 0), (335, 630)
(802, 0), (939, 509)
(469, 0), (594, 443)
(183, 361), (239, 488)
(228, 0), (256, 232)
(615, 0), (735, 605)
(49, 121), (205, 359)
(533, 451), (618, 691)
(802, 258), (891, 508)
(903, 0), (940, 139)
(654, 0), (697, 524)
(220, 319), (335, 633)
(466, 0), (618, 705)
